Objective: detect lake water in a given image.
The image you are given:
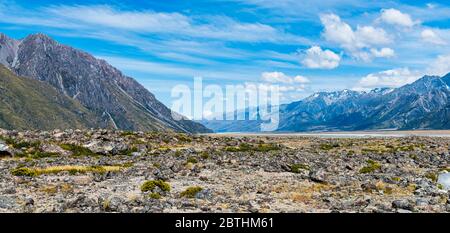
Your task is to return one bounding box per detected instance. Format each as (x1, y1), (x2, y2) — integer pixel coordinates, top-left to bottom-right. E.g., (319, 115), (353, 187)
(213, 131), (450, 138)
(438, 173), (450, 191)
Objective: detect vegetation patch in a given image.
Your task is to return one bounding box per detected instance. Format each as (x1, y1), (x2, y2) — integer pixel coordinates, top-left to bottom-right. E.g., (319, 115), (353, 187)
(11, 165), (122, 177)
(319, 143), (339, 150)
(200, 151), (210, 159)
(0, 136), (41, 149)
(187, 157), (198, 164)
(174, 150), (182, 157)
(225, 143), (280, 152)
(290, 163), (310, 173)
(141, 180), (171, 192)
(60, 144), (96, 156)
(11, 167), (38, 177)
(120, 146), (138, 156)
(180, 186), (203, 198)
(149, 192), (162, 199)
(120, 131), (136, 137)
(31, 151), (59, 159)
(175, 134), (192, 143)
(359, 160), (382, 174)
(425, 172), (438, 183)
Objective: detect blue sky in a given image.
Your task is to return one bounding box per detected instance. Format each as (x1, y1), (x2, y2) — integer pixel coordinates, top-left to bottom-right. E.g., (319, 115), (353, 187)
(1, 0), (450, 106)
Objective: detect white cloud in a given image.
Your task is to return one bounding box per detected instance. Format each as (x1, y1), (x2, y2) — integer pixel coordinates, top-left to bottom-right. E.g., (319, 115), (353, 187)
(0, 4), (309, 44)
(260, 72), (309, 103)
(379, 8), (418, 27)
(370, 48), (395, 58)
(356, 26), (391, 45)
(301, 46), (341, 69)
(261, 72), (310, 84)
(427, 54), (450, 76)
(421, 29), (446, 45)
(320, 14), (355, 46)
(320, 13), (392, 61)
(354, 68), (422, 90)
(294, 75), (310, 83)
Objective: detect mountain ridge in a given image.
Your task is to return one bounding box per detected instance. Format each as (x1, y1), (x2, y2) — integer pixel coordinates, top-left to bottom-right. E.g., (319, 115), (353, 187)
(0, 32), (211, 133)
(201, 73), (450, 132)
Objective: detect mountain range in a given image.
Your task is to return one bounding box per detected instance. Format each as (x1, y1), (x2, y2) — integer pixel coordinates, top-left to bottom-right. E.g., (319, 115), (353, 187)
(201, 73), (450, 132)
(2, 32), (450, 134)
(0, 33), (211, 133)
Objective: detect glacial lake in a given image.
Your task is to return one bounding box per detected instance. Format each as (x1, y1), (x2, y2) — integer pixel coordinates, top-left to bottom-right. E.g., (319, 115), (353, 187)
(213, 130), (450, 138)
(438, 173), (450, 191)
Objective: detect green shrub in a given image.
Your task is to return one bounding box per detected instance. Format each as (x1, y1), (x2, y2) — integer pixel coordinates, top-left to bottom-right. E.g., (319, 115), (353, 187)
(0, 136), (41, 149)
(225, 143), (280, 152)
(187, 157), (198, 164)
(149, 192), (161, 199)
(319, 143), (339, 150)
(11, 167), (37, 177)
(255, 143), (280, 152)
(176, 134), (192, 143)
(141, 180), (171, 192)
(200, 151), (210, 159)
(425, 172), (438, 182)
(60, 144), (96, 156)
(174, 150), (182, 157)
(120, 131), (135, 137)
(30, 151), (59, 159)
(121, 147), (138, 156)
(291, 163), (310, 173)
(180, 186), (203, 198)
(359, 160), (381, 174)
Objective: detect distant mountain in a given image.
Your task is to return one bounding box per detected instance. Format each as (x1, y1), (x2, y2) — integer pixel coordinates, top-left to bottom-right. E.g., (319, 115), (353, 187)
(0, 33), (210, 133)
(201, 74), (450, 132)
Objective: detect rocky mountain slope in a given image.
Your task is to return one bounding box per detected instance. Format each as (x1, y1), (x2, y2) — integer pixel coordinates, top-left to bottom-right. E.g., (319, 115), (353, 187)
(0, 65), (99, 130)
(0, 33), (210, 133)
(202, 74), (450, 132)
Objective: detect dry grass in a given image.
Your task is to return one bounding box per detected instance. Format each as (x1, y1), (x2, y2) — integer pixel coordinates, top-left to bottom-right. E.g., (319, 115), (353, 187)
(37, 165), (121, 174)
(12, 165), (122, 177)
(272, 181), (334, 204)
(39, 183), (74, 194)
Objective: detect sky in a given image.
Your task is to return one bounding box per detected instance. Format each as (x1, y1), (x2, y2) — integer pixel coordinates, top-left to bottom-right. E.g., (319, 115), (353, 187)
(1, 0), (450, 107)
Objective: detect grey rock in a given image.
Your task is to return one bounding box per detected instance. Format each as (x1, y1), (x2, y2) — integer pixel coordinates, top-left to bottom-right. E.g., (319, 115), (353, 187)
(0, 196), (16, 209)
(25, 197), (34, 206)
(309, 169), (327, 183)
(392, 200), (414, 211)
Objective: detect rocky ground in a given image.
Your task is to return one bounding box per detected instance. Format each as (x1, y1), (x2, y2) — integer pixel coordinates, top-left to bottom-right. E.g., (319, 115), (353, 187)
(1, 128), (449, 213)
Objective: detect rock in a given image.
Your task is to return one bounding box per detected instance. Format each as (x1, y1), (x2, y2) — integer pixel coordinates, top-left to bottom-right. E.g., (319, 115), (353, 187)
(84, 140), (115, 155)
(195, 189), (213, 200)
(415, 198), (429, 206)
(41, 143), (68, 155)
(0, 141), (12, 157)
(361, 183), (377, 192)
(397, 209), (413, 213)
(25, 197), (34, 206)
(309, 169), (327, 183)
(3, 187), (16, 194)
(392, 200), (414, 211)
(0, 196), (16, 209)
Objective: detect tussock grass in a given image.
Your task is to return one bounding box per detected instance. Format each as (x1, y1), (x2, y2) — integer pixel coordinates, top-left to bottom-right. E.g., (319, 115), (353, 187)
(60, 144), (96, 156)
(11, 165), (122, 177)
(180, 186), (203, 198)
(224, 143), (280, 152)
